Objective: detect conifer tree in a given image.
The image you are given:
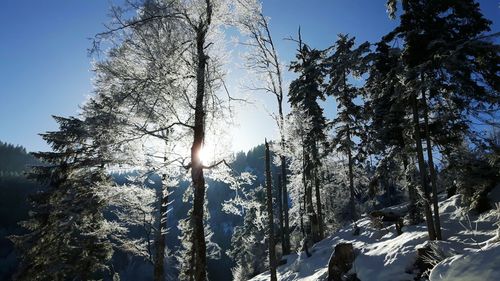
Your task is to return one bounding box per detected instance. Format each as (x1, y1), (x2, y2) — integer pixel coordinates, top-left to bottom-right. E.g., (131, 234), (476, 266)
(382, 0), (499, 240)
(226, 186), (267, 280)
(324, 34), (370, 220)
(12, 116), (115, 280)
(288, 34), (327, 243)
(283, 107), (314, 254)
(364, 42), (423, 222)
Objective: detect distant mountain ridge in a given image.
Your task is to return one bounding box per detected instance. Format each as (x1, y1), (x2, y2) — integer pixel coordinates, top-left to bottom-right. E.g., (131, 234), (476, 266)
(0, 141), (43, 280)
(0, 140), (278, 281)
(0, 141), (40, 175)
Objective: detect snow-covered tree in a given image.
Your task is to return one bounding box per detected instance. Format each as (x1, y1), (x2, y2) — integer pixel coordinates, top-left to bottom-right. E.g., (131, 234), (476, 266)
(235, 0), (291, 254)
(282, 106), (314, 254)
(90, 1), (261, 279)
(225, 185), (267, 280)
(324, 34), (370, 221)
(288, 34), (328, 243)
(264, 140), (278, 281)
(364, 42), (421, 219)
(381, 0), (499, 240)
(12, 116), (115, 280)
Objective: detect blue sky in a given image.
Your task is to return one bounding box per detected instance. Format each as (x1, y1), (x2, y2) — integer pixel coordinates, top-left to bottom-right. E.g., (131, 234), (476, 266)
(0, 0), (498, 153)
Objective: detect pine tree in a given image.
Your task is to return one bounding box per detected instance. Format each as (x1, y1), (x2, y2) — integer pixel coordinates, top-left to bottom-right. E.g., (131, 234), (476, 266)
(178, 214), (195, 281)
(12, 116), (114, 280)
(364, 42), (422, 221)
(228, 211), (267, 279)
(288, 34), (327, 243)
(324, 34), (370, 221)
(222, 165), (267, 280)
(282, 108), (313, 254)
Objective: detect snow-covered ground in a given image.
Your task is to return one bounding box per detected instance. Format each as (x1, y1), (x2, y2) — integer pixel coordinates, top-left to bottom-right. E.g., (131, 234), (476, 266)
(250, 188), (500, 281)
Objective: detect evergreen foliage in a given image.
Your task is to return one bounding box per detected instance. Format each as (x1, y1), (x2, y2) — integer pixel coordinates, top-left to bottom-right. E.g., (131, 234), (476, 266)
(12, 116), (115, 280)
(324, 34), (370, 220)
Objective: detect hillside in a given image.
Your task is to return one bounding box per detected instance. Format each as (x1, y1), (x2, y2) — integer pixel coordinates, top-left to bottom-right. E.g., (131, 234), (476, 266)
(0, 141), (277, 281)
(250, 188), (500, 281)
(0, 141), (40, 175)
(0, 141), (43, 280)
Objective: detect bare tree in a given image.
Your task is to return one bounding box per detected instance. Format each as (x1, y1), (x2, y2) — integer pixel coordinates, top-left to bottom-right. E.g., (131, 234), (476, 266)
(236, 0), (290, 254)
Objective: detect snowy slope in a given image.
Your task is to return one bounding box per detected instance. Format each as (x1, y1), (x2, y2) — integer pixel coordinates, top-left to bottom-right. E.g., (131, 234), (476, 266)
(249, 189), (500, 281)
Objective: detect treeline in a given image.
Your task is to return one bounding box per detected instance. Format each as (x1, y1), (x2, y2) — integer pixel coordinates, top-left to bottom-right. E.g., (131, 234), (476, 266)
(0, 141), (40, 176)
(9, 1), (499, 281)
(0, 142), (42, 280)
(281, 0), (498, 243)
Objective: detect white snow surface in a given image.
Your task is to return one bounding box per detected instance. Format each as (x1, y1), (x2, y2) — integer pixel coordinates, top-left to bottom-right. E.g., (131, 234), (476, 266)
(429, 244), (500, 281)
(249, 189), (500, 281)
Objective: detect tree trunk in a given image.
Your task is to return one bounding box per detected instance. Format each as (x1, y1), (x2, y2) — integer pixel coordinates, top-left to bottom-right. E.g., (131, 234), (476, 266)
(300, 137), (311, 257)
(411, 93), (437, 240)
(154, 182), (169, 281)
(265, 140), (278, 281)
(422, 89), (442, 240)
(406, 170), (419, 224)
(304, 153), (319, 243)
(346, 128), (356, 221)
(278, 97), (290, 255)
(277, 174), (285, 254)
(191, 24), (209, 281)
(314, 167), (324, 240)
(300, 141), (307, 239)
(281, 155), (290, 255)
(402, 154), (420, 224)
(258, 13), (290, 256)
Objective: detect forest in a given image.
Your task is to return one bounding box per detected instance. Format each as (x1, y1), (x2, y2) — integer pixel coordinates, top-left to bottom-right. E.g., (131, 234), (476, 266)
(1, 0), (499, 281)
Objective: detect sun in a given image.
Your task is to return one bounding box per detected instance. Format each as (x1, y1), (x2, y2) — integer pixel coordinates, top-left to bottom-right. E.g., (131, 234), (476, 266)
(198, 145), (214, 165)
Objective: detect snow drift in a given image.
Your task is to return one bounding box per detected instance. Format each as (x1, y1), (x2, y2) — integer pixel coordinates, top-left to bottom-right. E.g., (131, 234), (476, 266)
(249, 188), (500, 281)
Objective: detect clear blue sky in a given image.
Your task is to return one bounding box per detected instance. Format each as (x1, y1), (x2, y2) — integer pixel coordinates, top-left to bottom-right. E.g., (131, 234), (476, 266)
(0, 0), (498, 153)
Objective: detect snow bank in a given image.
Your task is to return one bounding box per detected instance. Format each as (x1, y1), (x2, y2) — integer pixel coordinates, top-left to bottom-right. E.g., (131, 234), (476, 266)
(353, 229), (428, 281)
(249, 190), (500, 281)
(429, 189), (500, 281)
(429, 244), (500, 281)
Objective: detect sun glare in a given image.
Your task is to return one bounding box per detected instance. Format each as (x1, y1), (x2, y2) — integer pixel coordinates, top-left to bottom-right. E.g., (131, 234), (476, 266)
(198, 146), (211, 165)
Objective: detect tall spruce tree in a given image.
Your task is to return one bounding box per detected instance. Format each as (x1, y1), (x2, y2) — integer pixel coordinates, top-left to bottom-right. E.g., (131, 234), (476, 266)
(12, 116), (114, 280)
(283, 106), (314, 255)
(289, 35), (327, 243)
(324, 34), (370, 221)
(225, 186), (267, 280)
(364, 42), (423, 222)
